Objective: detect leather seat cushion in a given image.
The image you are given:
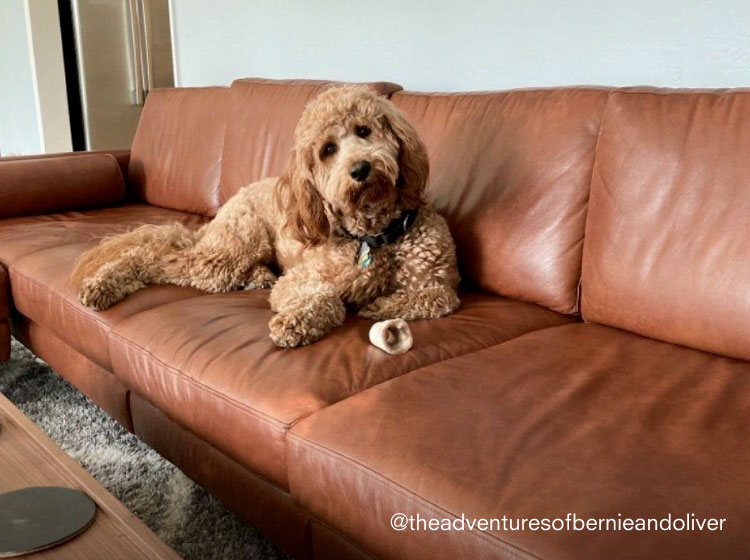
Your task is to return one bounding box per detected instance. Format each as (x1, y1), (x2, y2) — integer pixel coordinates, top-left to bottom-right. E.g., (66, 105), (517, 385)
(108, 291), (575, 489)
(289, 323), (750, 560)
(0, 205), (208, 370)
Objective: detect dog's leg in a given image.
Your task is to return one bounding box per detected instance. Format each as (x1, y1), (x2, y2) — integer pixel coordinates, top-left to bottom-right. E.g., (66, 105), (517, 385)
(267, 270), (345, 348)
(179, 212), (276, 293)
(74, 223), (196, 309)
(78, 249), (149, 310)
(358, 284), (460, 321)
(360, 210), (461, 322)
(243, 264), (278, 290)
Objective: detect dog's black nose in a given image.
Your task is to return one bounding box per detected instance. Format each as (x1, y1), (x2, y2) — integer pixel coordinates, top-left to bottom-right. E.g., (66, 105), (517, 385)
(349, 161), (371, 182)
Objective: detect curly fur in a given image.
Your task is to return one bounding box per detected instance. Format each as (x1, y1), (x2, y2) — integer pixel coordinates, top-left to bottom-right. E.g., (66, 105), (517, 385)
(72, 85), (461, 347)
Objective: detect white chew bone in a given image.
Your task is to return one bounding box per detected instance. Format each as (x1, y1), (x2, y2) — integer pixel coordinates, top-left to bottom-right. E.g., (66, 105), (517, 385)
(368, 319), (413, 354)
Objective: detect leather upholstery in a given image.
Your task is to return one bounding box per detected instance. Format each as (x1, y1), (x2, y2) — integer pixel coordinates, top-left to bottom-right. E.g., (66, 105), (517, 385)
(129, 87), (229, 216)
(129, 394), (312, 560)
(0, 153), (125, 218)
(13, 317), (132, 429)
(108, 291), (574, 488)
(0, 149), (131, 181)
(219, 78), (402, 202)
(392, 89), (610, 314)
(289, 323), (750, 560)
(0, 205), (207, 369)
(0, 204), (205, 266)
(5, 82), (750, 560)
(582, 90), (750, 361)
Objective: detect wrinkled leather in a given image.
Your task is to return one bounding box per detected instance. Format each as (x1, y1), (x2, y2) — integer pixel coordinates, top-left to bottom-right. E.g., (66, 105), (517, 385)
(219, 78), (402, 202)
(0, 205), (208, 369)
(582, 90), (750, 361)
(392, 89), (609, 314)
(0, 153), (125, 218)
(289, 323), (750, 560)
(13, 317), (131, 428)
(129, 87), (229, 216)
(129, 394), (313, 560)
(109, 291), (574, 488)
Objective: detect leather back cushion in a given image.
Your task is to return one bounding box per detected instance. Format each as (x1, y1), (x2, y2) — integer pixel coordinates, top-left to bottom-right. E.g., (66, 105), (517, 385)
(128, 87), (229, 216)
(582, 90), (750, 361)
(219, 78), (402, 203)
(393, 89), (609, 314)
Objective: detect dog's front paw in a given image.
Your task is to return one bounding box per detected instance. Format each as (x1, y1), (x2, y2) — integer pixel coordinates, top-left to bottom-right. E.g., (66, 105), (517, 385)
(268, 310), (325, 348)
(79, 276), (134, 311)
(358, 296), (397, 321)
(243, 265), (277, 291)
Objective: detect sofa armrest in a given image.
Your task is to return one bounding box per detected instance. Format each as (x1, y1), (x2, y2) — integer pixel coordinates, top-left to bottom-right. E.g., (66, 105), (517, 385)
(0, 149), (130, 177)
(0, 266), (9, 362)
(0, 152), (126, 219)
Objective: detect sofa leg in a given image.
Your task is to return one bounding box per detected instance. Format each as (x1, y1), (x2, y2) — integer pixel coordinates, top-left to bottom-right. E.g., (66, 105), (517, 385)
(0, 265), (8, 362)
(0, 320), (9, 362)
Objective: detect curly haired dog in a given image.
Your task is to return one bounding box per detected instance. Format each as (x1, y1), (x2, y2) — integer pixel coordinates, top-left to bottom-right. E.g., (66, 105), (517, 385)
(71, 85), (460, 348)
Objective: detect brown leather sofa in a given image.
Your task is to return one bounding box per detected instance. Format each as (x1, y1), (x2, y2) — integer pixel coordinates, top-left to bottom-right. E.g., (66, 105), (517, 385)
(1, 78), (748, 560)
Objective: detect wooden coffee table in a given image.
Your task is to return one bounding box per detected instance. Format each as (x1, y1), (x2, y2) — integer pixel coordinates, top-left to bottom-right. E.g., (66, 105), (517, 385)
(0, 391), (181, 559)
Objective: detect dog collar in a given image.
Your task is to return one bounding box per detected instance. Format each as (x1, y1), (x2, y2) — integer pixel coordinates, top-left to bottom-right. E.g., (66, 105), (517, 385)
(346, 209), (418, 268)
(348, 208), (419, 250)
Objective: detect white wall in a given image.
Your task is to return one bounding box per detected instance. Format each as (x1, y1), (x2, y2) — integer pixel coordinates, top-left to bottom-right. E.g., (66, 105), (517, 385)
(0, 0), (42, 155)
(26, 0), (72, 154)
(0, 0), (71, 156)
(171, 0), (750, 91)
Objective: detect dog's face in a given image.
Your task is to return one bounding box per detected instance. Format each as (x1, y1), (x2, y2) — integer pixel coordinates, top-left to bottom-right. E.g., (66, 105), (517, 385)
(276, 86), (429, 245)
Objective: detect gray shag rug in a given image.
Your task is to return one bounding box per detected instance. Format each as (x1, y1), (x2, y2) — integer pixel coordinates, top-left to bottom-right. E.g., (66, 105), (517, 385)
(0, 338), (291, 560)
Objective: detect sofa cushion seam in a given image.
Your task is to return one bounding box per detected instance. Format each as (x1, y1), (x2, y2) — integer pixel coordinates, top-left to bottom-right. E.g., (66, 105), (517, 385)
(289, 322), (580, 431)
(575, 89), (611, 316)
(134, 397), (293, 495)
(111, 307), (574, 448)
(9, 267), (112, 331)
(9, 267), (206, 338)
(285, 315), (578, 432)
(108, 329), (288, 433)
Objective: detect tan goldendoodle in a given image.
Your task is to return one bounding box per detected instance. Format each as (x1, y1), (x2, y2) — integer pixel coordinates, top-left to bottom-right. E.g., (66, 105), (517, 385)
(71, 85), (460, 347)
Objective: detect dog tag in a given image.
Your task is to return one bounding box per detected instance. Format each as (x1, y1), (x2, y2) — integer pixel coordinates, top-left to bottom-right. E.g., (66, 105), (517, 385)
(358, 242), (372, 268)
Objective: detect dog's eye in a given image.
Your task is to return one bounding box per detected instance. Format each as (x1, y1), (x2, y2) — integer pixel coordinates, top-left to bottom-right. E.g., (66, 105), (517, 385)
(322, 142), (337, 157)
(355, 126), (371, 138)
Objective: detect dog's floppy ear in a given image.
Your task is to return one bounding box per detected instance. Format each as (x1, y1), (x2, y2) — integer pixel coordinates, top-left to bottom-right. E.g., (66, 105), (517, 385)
(383, 104), (429, 209)
(275, 147), (330, 246)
